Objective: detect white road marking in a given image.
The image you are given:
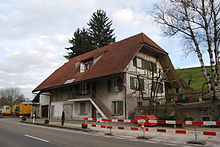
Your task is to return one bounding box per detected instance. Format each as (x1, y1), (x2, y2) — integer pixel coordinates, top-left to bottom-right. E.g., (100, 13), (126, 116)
(24, 135), (50, 143)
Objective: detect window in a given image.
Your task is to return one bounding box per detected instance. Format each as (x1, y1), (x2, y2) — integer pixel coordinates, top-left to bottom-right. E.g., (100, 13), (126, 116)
(130, 77), (144, 91)
(108, 78), (122, 92)
(85, 61), (93, 71)
(133, 57), (144, 68)
(80, 102), (86, 115)
(80, 59), (93, 73)
(80, 63), (86, 73)
(79, 83), (89, 95)
(136, 58), (143, 68)
(112, 101), (123, 115)
(133, 56), (157, 72)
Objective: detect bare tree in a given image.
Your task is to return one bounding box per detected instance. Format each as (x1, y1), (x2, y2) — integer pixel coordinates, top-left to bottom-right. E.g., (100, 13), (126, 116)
(153, 0), (220, 100)
(0, 87), (25, 107)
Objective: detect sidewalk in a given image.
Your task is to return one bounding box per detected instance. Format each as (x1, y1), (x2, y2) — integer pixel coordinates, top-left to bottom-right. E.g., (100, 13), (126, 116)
(21, 118), (220, 146)
(21, 118), (91, 132)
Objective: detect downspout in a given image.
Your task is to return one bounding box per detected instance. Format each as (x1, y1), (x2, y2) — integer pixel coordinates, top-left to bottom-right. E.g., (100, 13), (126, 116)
(123, 73), (128, 119)
(49, 91), (51, 119)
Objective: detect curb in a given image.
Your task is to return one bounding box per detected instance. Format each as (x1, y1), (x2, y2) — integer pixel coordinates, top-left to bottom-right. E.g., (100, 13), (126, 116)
(20, 121), (93, 132)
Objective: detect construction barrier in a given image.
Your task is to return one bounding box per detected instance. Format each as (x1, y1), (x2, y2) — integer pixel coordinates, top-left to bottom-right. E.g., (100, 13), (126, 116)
(84, 118), (220, 126)
(85, 123), (219, 137)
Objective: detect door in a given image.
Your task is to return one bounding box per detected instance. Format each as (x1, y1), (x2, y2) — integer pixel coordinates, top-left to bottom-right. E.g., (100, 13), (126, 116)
(41, 105), (48, 118)
(63, 104), (73, 120)
(92, 105), (96, 118)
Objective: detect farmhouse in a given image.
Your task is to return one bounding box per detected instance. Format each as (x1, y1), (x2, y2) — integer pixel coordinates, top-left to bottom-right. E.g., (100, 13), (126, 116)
(32, 33), (180, 120)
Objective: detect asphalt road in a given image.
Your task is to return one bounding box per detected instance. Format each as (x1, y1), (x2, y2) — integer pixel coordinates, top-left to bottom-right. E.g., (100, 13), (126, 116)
(0, 118), (173, 147)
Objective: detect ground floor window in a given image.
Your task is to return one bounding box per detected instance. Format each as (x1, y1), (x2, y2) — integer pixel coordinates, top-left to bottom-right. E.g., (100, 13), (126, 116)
(112, 101), (123, 115)
(80, 102), (86, 115)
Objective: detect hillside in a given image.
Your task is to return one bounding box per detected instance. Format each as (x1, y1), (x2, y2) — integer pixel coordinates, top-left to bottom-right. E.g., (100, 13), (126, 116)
(176, 66), (211, 91)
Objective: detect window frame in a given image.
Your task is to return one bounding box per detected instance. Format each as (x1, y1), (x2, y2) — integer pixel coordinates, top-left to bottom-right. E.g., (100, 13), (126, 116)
(133, 56), (157, 72)
(108, 78), (122, 92)
(130, 77), (144, 91)
(79, 83), (89, 95)
(112, 101), (123, 115)
(79, 102), (86, 115)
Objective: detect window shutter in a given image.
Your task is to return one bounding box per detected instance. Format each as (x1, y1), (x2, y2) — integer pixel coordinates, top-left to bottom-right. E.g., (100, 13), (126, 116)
(143, 60), (150, 69)
(119, 101), (123, 115)
(75, 85), (79, 95)
(130, 77), (135, 89)
(140, 79), (144, 91)
(133, 57), (137, 67)
(158, 83), (164, 93)
(108, 80), (111, 92)
(118, 78), (123, 91)
(152, 62), (157, 72)
(87, 83), (90, 95)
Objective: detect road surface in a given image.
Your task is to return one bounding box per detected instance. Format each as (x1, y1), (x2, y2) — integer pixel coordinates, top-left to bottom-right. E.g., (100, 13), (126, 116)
(0, 118), (174, 147)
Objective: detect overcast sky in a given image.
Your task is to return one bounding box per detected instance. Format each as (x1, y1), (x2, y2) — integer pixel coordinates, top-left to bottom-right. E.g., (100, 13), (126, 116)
(0, 0), (205, 98)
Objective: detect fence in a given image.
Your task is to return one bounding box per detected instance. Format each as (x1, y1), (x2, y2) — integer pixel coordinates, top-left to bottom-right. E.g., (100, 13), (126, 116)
(84, 118), (220, 126)
(171, 91), (210, 103)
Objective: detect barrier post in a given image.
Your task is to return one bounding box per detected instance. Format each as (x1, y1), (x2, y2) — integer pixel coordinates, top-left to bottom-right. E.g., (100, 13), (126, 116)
(187, 125), (206, 145)
(82, 119), (88, 128)
(33, 114), (35, 123)
(105, 127), (114, 136)
(137, 123), (151, 140)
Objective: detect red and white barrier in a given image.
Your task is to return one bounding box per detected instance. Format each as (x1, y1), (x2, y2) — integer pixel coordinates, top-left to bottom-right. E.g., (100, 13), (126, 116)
(84, 118), (220, 126)
(86, 124), (219, 137)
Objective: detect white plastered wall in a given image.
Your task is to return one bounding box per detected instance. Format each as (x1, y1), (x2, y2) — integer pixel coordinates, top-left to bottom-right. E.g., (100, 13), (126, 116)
(96, 78), (125, 119)
(50, 102), (63, 119)
(124, 52), (166, 117)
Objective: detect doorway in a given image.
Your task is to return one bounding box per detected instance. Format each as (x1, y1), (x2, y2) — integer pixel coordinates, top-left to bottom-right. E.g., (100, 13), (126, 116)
(41, 105), (48, 118)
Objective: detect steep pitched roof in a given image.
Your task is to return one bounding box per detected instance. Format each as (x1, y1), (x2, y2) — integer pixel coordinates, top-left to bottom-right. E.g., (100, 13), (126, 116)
(33, 33), (179, 92)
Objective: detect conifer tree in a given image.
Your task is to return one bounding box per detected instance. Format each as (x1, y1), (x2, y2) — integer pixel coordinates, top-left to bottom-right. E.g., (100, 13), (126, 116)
(64, 28), (95, 59)
(64, 9), (116, 59)
(88, 9), (115, 48)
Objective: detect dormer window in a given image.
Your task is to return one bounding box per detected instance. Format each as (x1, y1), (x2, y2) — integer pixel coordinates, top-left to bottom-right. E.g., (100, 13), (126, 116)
(79, 59), (93, 73)
(80, 63), (86, 73)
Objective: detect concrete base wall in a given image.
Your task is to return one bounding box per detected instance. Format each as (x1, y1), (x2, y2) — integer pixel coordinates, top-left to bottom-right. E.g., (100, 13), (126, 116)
(135, 103), (220, 121)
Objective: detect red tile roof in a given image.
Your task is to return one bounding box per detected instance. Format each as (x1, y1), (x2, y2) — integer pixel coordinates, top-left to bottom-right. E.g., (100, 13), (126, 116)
(33, 33), (176, 92)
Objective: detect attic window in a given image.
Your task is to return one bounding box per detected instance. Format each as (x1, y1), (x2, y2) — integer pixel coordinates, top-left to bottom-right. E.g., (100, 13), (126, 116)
(80, 63), (86, 73)
(80, 59), (93, 73)
(64, 78), (75, 84)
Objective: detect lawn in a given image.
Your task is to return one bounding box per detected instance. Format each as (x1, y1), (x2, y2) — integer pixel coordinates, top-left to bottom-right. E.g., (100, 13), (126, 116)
(176, 66), (211, 91)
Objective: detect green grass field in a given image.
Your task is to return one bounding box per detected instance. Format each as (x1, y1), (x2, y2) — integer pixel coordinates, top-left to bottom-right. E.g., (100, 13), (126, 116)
(176, 66), (211, 91)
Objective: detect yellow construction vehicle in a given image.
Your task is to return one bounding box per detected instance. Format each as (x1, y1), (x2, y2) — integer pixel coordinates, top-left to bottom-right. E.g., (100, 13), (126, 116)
(18, 102), (32, 116)
(1, 105), (12, 115)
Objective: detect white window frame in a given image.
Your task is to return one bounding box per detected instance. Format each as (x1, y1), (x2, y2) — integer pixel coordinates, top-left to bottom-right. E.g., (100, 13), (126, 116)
(112, 101), (123, 115)
(136, 58), (142, 68)
(80, 63), (86, 73)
